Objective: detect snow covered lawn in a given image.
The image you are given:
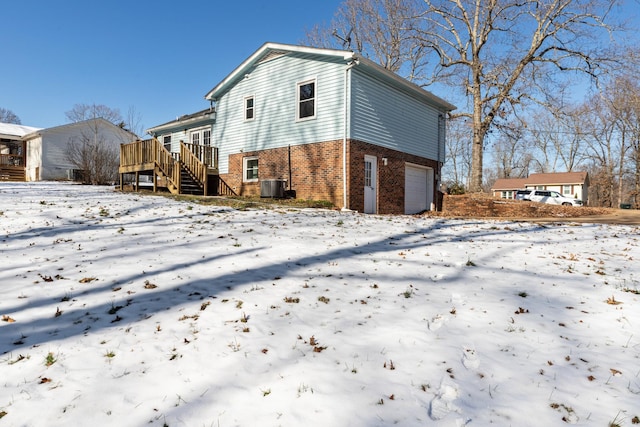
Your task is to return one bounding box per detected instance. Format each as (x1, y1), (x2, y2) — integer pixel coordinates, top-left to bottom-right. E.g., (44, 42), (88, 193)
(1, 182), (639, 426)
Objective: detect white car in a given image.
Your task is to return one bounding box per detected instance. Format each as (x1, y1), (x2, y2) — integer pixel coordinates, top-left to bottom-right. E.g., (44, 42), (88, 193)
(523, 190), (583, 206)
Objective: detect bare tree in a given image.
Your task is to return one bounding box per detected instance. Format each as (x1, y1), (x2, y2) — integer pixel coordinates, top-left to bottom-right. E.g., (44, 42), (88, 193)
(603, 76), (640, 207)
(527, 106), (585, 173)
(491, 123), (532, 179)
(582, 95), (619, 207)
(63, 103), (140, 185)
(124, 106), (144, 138)
(416, 0), (624, 192)
(305, 0), (430, 80)
(66, 119), (120, 185)
(309, 0), (626, 192)
(0, 108), (21, 124)
(66, 103), (123, 126)
(442, 117), (472, 190)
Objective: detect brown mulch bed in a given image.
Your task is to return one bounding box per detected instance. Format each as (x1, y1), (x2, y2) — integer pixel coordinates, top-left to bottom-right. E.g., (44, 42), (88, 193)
(434, 193), (610, 219)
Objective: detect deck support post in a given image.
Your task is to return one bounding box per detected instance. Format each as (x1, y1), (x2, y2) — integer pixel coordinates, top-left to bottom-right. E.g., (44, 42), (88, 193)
(153, 167), (158, 193)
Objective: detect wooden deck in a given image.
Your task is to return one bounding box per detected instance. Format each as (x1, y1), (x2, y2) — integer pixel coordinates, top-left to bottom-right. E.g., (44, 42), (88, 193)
(119, 139), (235, 196)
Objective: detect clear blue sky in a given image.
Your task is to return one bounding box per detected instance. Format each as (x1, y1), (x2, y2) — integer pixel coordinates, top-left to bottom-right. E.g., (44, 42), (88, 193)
(2, 0), (343, 133)
(3, 0), (638, 135)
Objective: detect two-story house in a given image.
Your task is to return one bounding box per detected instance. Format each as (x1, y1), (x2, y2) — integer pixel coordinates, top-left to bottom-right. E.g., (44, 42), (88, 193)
(121, 43), (455, 214)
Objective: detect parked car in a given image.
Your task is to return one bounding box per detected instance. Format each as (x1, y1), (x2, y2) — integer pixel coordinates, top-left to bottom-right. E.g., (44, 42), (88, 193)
(515, 189), (531, 201)
(521, 190), (583, 206)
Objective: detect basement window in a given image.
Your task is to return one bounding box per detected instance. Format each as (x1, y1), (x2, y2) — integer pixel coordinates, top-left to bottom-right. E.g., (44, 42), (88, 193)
(243, 156), (259, 182)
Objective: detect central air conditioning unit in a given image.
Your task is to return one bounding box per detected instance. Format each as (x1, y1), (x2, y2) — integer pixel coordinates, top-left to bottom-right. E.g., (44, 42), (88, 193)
(260, 179), (286, 198)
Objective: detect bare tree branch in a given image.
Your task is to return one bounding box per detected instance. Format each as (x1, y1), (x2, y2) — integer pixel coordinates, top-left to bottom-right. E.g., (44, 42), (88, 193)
(0, 108), (21, 124)
(65, 103), (123, 125)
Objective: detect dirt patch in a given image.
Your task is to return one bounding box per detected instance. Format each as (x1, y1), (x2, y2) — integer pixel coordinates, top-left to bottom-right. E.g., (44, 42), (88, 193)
(429, 194), (640, 225)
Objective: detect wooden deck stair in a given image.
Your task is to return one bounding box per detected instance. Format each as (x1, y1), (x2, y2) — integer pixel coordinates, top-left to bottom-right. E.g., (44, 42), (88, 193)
(0, 166), (26, 181)
(119, 138), (235, 196)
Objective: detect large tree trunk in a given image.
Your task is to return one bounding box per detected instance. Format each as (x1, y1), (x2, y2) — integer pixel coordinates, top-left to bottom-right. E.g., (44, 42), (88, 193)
(469, 82), (486, 192)
(470, 130), (484, 192)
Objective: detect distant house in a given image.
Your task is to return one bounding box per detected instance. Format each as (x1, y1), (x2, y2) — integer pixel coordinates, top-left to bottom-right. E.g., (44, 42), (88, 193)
(1, 119), (135, 182)
(1, 123), (42, 181)
(492, 172), (589, 204)
(124, 42), (455, 214)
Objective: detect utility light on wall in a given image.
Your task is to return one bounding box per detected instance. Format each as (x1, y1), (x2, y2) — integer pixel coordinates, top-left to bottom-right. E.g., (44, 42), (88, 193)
(382, 157), (388, 166)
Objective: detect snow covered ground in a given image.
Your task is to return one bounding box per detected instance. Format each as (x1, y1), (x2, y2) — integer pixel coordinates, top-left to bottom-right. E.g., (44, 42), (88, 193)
(1, 182), (639, 427)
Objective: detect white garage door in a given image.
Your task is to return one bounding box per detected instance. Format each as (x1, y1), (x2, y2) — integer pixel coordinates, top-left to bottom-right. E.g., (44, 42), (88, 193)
(405, 165), (433, 214)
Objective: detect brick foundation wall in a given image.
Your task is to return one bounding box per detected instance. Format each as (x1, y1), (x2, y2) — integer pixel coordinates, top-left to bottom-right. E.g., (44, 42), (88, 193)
(221, 140), (344, 206)
(220, 139), (441, 214)
(348, 140), (441, 214)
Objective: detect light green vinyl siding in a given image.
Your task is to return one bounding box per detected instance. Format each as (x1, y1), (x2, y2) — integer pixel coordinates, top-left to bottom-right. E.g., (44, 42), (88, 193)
(350, 68), (444, 162)
(214, 53), (345, 173)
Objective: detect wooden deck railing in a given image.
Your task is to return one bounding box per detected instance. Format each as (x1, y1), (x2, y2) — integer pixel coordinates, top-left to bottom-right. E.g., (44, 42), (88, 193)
(182, 142), (217, 169)
(120, 139), (180, 192)
(120, 139), (156, 168)
(0, 154), (24, 167)
(120, 139), (218, 195)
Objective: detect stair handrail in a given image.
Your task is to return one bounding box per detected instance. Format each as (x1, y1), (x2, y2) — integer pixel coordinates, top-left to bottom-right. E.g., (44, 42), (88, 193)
(153, 138), (180, 191)
(218, 177), (237, 196)
(180, 142), (210, 195)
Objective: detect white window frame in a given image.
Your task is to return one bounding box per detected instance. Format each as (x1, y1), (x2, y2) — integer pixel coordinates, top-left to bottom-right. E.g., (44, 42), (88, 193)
(296, 78), (316, 121)
(162, 135), (172, 151)
(244, 95), (255, 121)
(563, 185), (571, 195)
(189, 126), (211, 146)
(243, 156), (259, 182)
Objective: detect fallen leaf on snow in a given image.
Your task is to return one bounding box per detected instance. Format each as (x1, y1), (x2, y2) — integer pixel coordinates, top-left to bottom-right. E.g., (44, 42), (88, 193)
(2, 315), (15, 323)
(606, 296), (623, 305)
(143, 280), (157, 289)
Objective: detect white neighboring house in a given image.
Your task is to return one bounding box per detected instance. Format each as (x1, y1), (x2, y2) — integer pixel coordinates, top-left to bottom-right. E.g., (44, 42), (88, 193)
(1, 119), (136, 182)
(0, 122), (42, 181)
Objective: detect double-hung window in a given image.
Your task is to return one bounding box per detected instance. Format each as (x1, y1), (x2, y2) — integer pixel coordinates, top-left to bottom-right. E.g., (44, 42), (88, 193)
(243, 156), (259, 182)
(245, 96), (255, 121)
(162, 135), (172, 151)
(189, 127), (212, 146)
(297, 79), (316, 120)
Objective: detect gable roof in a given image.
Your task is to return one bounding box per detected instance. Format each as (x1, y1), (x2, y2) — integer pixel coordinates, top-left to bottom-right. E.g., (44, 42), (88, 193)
(146, 108), (216, 135)
(492, 178), (528, 190)
(0, 122), (42, 139)
(204, 42), (456, 111)
(22, 118), (138, 140)
(524, 172), (588, 185)
(492, 172), (589, 191)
